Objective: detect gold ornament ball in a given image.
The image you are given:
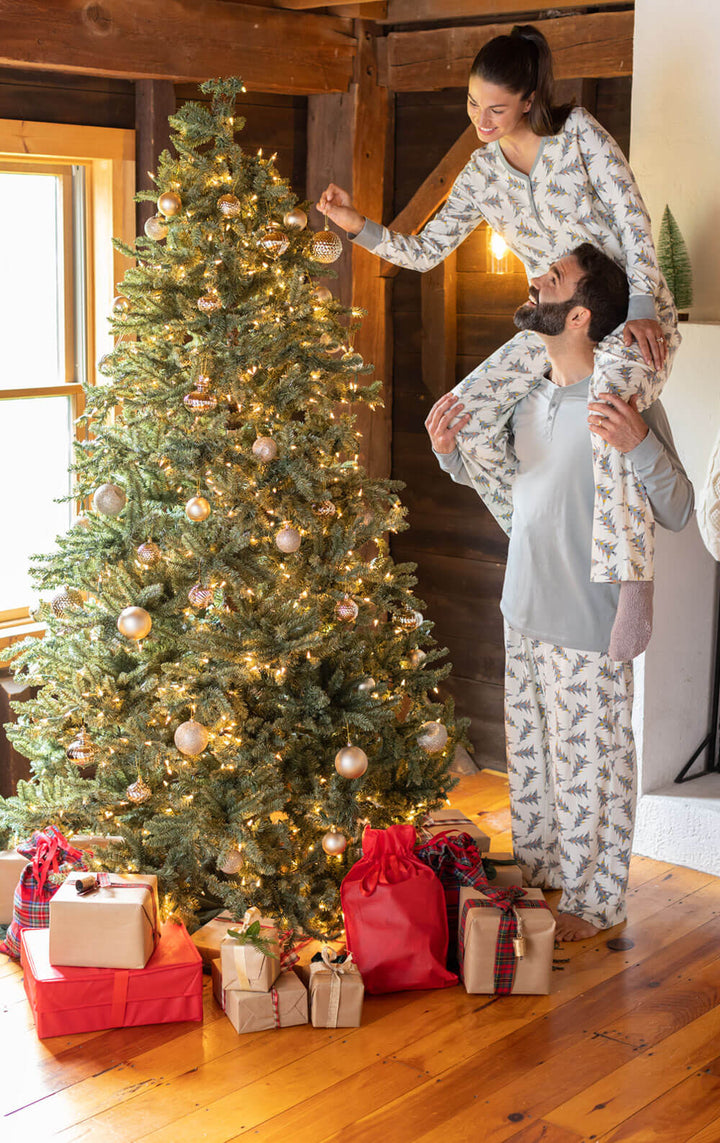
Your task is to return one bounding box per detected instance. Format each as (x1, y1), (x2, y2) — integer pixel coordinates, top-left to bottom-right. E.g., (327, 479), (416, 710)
(417, 720), (449, 755)
(252, 436), (278, 463)
(188, 582), (213, 608)
(322, 829), (348, 856)
(312, 285), (333, 303)
(74, 515), (91, 530)
(394, 606), (421, 631)
(117, 606), (153, 641)
(218, 194), (242, 218)
(334, 744), (368, 780)
(93, 482), (126, 516)
(357, 675), (376, 693)
(276, 525), (301, 554)
(197, 291), (222, 313)
(112, 294), (131, 314)
(144, 214), (168, 240)
(258, 226), (289, 258)
(51, 586), (77, 618)
(335, 596), (359, 623)
(67, 727), (95, 767)
(312, 499), (336, 519)
(310, 228), (343, 265)
(409, 649), (427, 668)
(126, 775), (151, 804)
(219, 848), (244, 875)
(157, 190), (182, 217)
(185, 496), (211, 522)
(283, 207), (308, 231)
(137, 541), (162, 565)
(174, 718), (209, 757)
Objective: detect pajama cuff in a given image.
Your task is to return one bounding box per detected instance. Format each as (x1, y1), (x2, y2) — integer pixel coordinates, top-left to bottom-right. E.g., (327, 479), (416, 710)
(626, 427), (663, 473)
(349, 217), (385, 249)
(626, 294), (657, 322)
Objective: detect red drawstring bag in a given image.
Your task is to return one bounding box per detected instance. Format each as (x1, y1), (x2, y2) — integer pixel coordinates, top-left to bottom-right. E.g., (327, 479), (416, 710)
(341, 823), (457, 994)
(0, 826), (87, 960)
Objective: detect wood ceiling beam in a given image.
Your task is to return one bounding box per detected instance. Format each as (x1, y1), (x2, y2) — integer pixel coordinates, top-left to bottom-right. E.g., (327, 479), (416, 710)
(382, 10), (633, 90)
(385, 0), (630, 23)
(0, 1), (356, 94)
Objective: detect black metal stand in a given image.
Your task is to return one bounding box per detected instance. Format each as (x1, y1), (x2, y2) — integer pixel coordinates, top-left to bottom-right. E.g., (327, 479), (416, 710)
(675, 568), (720, 783)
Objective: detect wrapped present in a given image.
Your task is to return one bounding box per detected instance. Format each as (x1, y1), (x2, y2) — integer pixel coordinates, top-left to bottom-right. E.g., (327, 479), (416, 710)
(482, 853), (523, 888)
(49, 872), (160, 970)
(459, 885), (556, 995)
(220, 907), (280, 992)
(0, 850), (29, 927)
(212, 960), (307, 1033)
(21, 920), (203, 1039)
(416, 808), (490, 851)
(0, 827), (87, 960)
(415, 830), (493, 968)
(191, 909), (238, 966)
(308, 947), (364, 1028)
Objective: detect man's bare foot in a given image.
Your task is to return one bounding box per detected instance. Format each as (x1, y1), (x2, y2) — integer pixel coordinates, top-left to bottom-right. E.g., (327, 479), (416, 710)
(555, 912), (600, 941)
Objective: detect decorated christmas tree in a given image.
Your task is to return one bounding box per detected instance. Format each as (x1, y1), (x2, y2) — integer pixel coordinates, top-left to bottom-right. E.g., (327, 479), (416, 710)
(657, 204), (693, 313)
(0, 78), (464, 935)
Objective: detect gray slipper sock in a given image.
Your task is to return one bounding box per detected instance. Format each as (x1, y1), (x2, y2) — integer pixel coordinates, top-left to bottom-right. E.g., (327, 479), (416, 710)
(608, 580), (654, 661)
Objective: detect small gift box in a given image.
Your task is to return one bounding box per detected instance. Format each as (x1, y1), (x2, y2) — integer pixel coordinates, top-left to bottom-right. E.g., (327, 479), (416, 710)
(417, 808), (490, 851)
(212, 961), (307, 1033)
(0, 850), (29, 927)
(22, 921), (203, 1039)
(49, 872), (160, 970)
(482, 853), (523, 888)
(191, 910), (238, 966)
(458, 886), (556, 995)
(308, 947), (364, 1028)
(220, 907), (280, 993)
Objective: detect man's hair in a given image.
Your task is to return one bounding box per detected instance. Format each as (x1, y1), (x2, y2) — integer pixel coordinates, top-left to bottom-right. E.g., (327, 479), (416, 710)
(571, 243), (630, 342)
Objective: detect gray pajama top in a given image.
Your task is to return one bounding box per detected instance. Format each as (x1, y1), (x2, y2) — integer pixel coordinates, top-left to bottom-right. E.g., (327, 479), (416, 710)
(435, 377), (694, 653)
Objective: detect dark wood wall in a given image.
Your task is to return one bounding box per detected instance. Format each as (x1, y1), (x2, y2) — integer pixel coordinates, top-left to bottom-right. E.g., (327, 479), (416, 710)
(390, 79), (633, 770)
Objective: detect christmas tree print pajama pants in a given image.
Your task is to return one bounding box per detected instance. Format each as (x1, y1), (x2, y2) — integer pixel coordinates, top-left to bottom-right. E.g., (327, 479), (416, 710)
(504, 623), (636, 928)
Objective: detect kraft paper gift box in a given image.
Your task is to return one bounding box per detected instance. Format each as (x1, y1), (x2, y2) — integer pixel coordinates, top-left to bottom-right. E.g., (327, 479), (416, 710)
(220, 914), (280, 993)
(212, 960), (307, 1033)
(458, 886), (556, 996)
(308, 950), (364, 1028)
(49, 872), (160, 970)
(22, 921), (203, 1039)
(483, 853), (523, 888)
(417, 808), (490, 851)
(191, 910), (238, 966)
(0, 850), (29, 926)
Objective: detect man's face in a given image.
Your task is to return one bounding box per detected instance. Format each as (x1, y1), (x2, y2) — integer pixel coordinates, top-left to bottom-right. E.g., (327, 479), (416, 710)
(513, 255), (586, 335)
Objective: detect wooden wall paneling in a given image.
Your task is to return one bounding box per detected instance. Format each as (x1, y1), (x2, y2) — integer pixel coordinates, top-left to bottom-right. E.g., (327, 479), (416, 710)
(135, 81), (175, 235)
(0, 67), (134, 129)
(421, 251), (456, 399)
(385, 0), (630, 22)
(385, 11), (634, 91)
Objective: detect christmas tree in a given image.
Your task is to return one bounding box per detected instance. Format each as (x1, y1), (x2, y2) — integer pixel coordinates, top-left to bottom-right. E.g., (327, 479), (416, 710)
(0, 78), (464, 935)
(657, 204), (693, 313)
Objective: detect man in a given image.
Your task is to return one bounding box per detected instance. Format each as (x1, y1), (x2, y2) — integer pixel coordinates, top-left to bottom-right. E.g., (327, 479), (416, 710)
(425, 243), (693, 940)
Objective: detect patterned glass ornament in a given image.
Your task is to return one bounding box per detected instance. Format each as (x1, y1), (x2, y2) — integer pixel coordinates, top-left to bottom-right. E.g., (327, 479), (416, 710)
(197, 291), (222, 313)
(126, 775), (152, 803)
(188, 582), (213, 608)
(335, 595), (359, 622)
(183, 374), (217, 412)
(258, 226), (289, 258)
(312, 499), (336, 519)
(357, 676), (376, 693)
(51, 587), (76, 618)
(394, 606), (423, 631)
(310, 217), (343, 265)
(217, 194), (241, 218)
(66, 727), (95, 766)
(137, 541), (162, 565)
(157, 190), (182, 217)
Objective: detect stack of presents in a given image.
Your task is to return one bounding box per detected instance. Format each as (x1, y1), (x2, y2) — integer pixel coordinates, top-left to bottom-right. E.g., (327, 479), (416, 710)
(0, 809), (556, 1041)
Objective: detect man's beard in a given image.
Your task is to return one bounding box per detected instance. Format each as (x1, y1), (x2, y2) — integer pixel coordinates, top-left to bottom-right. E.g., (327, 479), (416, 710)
(513, 288), (578, 335)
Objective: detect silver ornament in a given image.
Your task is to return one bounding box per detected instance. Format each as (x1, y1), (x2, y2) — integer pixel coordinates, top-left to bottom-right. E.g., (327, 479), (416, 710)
(311, 226), (343, 265)
(157, 190), (182, 217)
(312, 285), (333, 303)
(137, 541), (162, 565)
(252, 436), (278, 463)
(126, 775), (151, 803)
(357, 676), (376, 693)
(93, 483), (126, 516)
(276, 526), (301, 554)
(66, 727), (96, 767)
(335, 596), (359, 622)
(188, 582), (213, 608)
(117, 606), (152, 640)
(322, 829), (347, 856)
(185, 496), (211, 522)
(417, 720), (449, 754)
(334, 744), (368, 780)
(174, 719), (209, 756)
(218, 194), (242, 218)
(283, 207), (307, 231)
(144, 214), (168, 240)
(258, 226), (289, 258)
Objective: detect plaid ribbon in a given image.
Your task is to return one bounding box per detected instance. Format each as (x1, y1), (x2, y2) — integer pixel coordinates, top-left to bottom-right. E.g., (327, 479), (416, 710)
(415, 831), (493, 950)
(271, 985), (280, 1029)
(459, 891), (549, 995)
(0, 827), (87, 960)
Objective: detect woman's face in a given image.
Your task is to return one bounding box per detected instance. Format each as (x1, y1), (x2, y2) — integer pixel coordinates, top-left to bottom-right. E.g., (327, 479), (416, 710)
(466, 75), (533, 143)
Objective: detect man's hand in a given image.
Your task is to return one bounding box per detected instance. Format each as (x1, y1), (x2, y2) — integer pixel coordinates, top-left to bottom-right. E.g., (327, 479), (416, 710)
(588, 393), (649, 453)
(623, 318), (667, 370)
(425, 392), (471, 455)
(316, 184), (365, 235)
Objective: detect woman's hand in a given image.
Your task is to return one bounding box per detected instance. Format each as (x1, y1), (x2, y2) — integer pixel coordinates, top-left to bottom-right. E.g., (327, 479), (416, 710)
(316, 184), (365, 235)
(588, 393), (649, 453)
(425, 392), (471, 455)
(623, 318), (667, 370)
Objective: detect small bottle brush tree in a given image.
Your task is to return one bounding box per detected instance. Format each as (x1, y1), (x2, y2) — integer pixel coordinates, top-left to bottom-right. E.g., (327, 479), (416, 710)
(0, 78), (465, 934)
(657, 205), (693, 314)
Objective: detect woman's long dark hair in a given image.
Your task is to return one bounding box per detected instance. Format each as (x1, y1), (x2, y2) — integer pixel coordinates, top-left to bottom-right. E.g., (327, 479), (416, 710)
(470, 24), (574, 136)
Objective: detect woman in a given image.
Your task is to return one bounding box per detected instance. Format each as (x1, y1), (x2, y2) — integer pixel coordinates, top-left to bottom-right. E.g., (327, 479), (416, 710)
(318, 24), (680, 661)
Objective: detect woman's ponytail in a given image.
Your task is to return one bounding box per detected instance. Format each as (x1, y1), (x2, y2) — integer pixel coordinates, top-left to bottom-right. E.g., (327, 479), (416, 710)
(470, 23), (574, 136)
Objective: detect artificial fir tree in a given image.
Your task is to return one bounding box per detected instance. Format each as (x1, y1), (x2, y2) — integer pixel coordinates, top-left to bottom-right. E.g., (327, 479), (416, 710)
(0, 79), (465, 934)
(657, 204), (693, 314)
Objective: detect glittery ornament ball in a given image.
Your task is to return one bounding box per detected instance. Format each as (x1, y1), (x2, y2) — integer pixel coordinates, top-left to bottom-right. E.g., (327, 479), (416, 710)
(157, 190), (182, 217)
(283, 207), (307, 231)
(117, 606), (153, 640)
(188, 582), (213, 608)
(312, 286), (333, 303)
(276, 526), (301, 553)
(322, 829), (348, 856)
(312, 499), (336, 519)
(335, 596), (359, 622)
(137, 541), (162, 565)
(144, 214), (168, 240)
(218, 194), (242, 218)
(219, 848), (244, 875)
(112, 294), (130, 314)
(93, 483), (126, 516)
(334, 744), (368, 779)
(310, 228), (343, 265)
(174, 719), (209, 757)
(51, 587), (77, 618)
(417, 721), (449, 754)
(258, 227), (289, 258)
(126, 775), (152, 803)
(66, 727), (95, 766)
(252, 436), (278, 463)
(197, 291), (222, 313)
(185, 496), (211, 522)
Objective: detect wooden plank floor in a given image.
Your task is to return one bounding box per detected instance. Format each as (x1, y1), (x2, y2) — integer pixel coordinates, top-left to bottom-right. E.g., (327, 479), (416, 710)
(2, 770), (720, 1143)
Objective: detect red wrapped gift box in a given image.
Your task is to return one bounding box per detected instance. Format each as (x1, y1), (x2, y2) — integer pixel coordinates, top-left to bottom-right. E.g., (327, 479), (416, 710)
(21, 920), (203, 1039)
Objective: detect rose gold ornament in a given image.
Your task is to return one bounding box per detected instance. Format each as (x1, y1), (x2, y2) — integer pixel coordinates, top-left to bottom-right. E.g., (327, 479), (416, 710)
(188, 582), (213, 608)
(144, 214), (168, 240)
(322, 829), (347, 856)
(335, 595), (359, 623)
(276, 526), (301, 554)
(93, 483), (126, 516)
(311, 216), (343, 265)
(126, 775), (151, 803)
(117, 606), (152, 640)
(258, 225), (289, 258)
(334, 743), (368, 780)
(137, 541), (161, 565)
(217, 194), (242, 218)
(283, 207), (307, 231)
(252, 436), (278, 463)
(157, 190), (182, 217)
(197, 291), (222, 313)
(185, 496), (211, 522)
(219, 848), (244, 874)
(312, 285), (333, 303)
(174, 718), (209, 756)
(67, 727), (96, 766)
(312, 499), (336, 519)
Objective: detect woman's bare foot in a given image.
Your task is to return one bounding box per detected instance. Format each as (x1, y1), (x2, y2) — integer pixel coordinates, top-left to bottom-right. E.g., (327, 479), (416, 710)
(555, 912), (600, 941)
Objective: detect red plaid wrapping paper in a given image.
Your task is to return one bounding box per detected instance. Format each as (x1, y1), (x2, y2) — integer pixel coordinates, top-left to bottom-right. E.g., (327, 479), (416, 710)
(1, 827), (87, 960)
(459, 889), (549, 994)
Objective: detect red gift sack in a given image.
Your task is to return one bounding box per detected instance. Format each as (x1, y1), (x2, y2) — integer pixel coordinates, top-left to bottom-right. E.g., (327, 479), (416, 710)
(341, 823), (457, 994)
(0, 826), (87, 960)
